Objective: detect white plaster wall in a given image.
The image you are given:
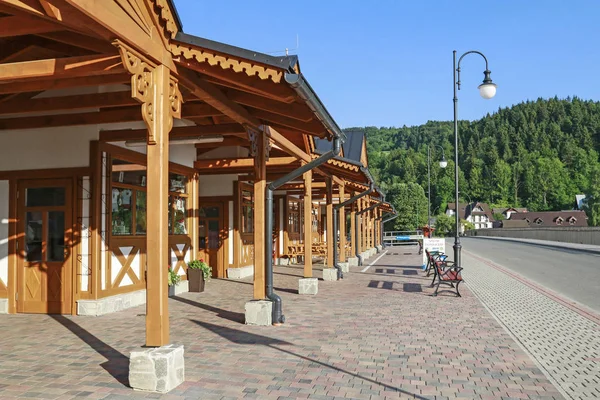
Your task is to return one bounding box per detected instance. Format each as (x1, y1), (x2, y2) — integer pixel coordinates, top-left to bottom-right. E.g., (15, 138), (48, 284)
(279, 198), (284, 253)
(200, 174), (237, 197)
(0, 181), (9, 289)
(80, 177), (91, 292)
(228, 201), (234, 265)
(111, 140), (196, 168)
(0, 126), (99, 171)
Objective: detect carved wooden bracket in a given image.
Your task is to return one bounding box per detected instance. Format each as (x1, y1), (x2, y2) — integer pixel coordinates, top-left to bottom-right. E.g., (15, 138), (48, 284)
(247, 126), (272, 160)
(114, 40), (182, 144)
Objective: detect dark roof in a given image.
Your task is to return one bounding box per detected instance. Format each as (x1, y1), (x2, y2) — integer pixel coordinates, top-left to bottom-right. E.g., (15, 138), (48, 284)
(501, 220), (530, 228)
(448, 202), (495, 221)
(167, 0), (183, 30)
(314, 137), (332, 153)
(342, 129), (365, 163)
(493, 207), (528, 214)
(175, 32), (299, 71)
(509, 211), (588, 227)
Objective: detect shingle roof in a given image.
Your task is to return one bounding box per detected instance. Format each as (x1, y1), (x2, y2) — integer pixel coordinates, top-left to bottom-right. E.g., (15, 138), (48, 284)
(509, 211), (588, 227)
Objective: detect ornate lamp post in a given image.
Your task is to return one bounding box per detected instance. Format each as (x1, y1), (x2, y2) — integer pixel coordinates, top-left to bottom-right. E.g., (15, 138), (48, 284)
(427, 145), (447, 237)
(453, 50), (497, 267)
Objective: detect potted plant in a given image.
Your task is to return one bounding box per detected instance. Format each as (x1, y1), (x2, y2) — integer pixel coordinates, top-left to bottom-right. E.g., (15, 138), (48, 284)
(187, 259), (211, 292)
(167, 265), (181, 297)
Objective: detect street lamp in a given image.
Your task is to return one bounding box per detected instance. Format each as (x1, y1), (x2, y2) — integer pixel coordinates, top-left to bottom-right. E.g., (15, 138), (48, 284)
(427, 144), (447, 237)
(453, 50), (497, 268)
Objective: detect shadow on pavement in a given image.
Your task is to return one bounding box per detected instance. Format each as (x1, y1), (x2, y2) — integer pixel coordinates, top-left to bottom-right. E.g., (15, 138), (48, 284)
(191, 320), (429, 400)
(171, 295), (245, 324)
(51, 315), (129, 387)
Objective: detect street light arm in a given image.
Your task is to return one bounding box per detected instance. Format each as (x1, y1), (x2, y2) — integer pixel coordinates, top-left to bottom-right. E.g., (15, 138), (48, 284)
(456, 50), (491, 90)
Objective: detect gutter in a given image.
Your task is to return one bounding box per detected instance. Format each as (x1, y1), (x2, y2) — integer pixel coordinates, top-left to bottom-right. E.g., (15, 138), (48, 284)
(265, 135), (342, 325)
(285, 73), (347, 142)
(355, 197), (383, 266)
(333, 183), (374, 279)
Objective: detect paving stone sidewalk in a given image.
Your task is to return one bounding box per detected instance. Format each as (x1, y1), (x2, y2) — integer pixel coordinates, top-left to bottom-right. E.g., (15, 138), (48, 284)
(0, 251), (564, 399)
(461, 249), (600, 400)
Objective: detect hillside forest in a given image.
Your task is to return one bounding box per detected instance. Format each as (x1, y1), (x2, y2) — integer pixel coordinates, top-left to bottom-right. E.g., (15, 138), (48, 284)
(359, 97), (600, 231)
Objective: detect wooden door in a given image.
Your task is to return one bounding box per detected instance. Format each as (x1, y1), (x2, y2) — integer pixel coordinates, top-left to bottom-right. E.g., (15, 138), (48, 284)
(17, 179), (73, 314)
(198, 203), (224, 278)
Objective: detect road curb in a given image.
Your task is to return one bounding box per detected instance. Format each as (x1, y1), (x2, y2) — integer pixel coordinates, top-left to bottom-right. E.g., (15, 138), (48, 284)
(467, 235), (600, 255)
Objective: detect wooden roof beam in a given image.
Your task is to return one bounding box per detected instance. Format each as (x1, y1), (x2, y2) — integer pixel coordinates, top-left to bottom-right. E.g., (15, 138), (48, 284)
(194, 156), (298, 170)
(175, 58), (297, 104)
(0, 14), (63, 37)
(100, 123), (247, 142)
(252, 109), (326, 136)
(0, 73), (130, 95)
(0, 53), (123, 83)
(0, 103), (222, 130)
(268, 126), (311, 164)
(225, 88), (313, 122)
(0, 90), (135, 115)
(178, 69), (262, 131)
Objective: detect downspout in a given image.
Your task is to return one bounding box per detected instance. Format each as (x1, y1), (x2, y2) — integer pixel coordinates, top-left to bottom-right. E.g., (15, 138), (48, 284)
(355, 197), (383, 266)
(381, 209), (399, 248)
(265, 136), (342, 325)
(333, 182), (374, 279)
(377, 211), (395, 248)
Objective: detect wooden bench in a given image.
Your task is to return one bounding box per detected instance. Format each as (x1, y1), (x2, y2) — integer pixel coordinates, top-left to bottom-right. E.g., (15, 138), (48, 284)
(424, 249), (446, 277)
(430, 258), (463, 297)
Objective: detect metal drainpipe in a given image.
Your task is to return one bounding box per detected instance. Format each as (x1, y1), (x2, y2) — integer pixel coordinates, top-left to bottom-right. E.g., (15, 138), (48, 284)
(376, 212), (394, 248)
(355, 198), (383, 266)
(381, 213), (399, 248)
(333, 183), (374, 279)
(265, 137), (342, 325)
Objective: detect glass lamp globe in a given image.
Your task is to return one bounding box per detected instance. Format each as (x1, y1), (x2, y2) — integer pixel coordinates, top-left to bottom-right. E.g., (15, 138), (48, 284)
(439, 158), (448, 168)
(478, 82), (497, 99)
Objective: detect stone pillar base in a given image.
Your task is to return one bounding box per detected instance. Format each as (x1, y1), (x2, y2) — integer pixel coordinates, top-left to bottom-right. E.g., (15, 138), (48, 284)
(322, 268), (338, 281)
(129, 345), (184, 393)
(339, 262), (349, 273)
(244, 300), (273, 325)
(348, 257), (359, 267)
(298, 278), (318, 295)
(376, 245), (383, 252)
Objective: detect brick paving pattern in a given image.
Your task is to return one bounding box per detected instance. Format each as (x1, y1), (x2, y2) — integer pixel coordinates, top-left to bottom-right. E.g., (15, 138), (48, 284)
(0, 251), (564, 399)
(462, 249), (600, 400)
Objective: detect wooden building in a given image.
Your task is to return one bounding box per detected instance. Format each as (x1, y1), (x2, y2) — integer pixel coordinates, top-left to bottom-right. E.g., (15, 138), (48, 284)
(0, 0), (394, 346)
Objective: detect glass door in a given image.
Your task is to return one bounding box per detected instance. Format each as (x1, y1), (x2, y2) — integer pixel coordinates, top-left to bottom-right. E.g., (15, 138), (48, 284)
(17, 179), (73, 314)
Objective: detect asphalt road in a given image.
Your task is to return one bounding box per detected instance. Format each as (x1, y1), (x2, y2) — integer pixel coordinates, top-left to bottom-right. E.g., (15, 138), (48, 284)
(448, 237), (600, 313)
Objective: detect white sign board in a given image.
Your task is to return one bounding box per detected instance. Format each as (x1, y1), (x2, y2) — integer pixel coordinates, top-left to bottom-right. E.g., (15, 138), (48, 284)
(422, 238), (446, 268)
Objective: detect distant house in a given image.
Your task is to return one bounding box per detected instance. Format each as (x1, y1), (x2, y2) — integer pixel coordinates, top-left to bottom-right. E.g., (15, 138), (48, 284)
(492, 207), (528, 220)
(575, 194), (587, 210)
(508, 210), (588, 227)
(446, 202), (495, 230)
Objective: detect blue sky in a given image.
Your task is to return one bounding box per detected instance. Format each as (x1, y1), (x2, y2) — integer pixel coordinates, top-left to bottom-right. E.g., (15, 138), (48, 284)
(173, 1), (600, 128)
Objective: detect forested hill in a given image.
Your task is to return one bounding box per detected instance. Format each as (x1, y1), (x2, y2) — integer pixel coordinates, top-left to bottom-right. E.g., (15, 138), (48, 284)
(356, 97), (600, 229)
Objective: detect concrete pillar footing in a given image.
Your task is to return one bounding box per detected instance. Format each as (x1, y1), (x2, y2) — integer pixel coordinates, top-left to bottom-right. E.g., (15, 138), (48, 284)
(244, 300), (273, 325)
(129, 345), (185, 393)
(298, 278), (318, 295)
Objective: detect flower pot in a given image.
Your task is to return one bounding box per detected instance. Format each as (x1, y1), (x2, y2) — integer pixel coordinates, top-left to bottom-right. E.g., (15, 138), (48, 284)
(187, 268), (205, 292)
(168, 285), (176, 297)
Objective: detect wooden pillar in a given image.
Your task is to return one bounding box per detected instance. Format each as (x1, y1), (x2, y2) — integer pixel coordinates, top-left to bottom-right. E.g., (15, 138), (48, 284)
(339, 184), (346, 262)
(366, 205), (371, 249)
(326, 178), (333, 267)
(191, 173), (200, 260)
(371, 209), (376, 248)
(303, 169), (312, 277)
(253, 129), (267, 300)
(350, 193), (356, 258)
(116, 42), (183, 347)
(356, 199), (364, 254)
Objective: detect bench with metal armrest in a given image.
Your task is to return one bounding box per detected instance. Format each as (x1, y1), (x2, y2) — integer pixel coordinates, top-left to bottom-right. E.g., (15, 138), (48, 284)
(429, 257), (463, 297)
